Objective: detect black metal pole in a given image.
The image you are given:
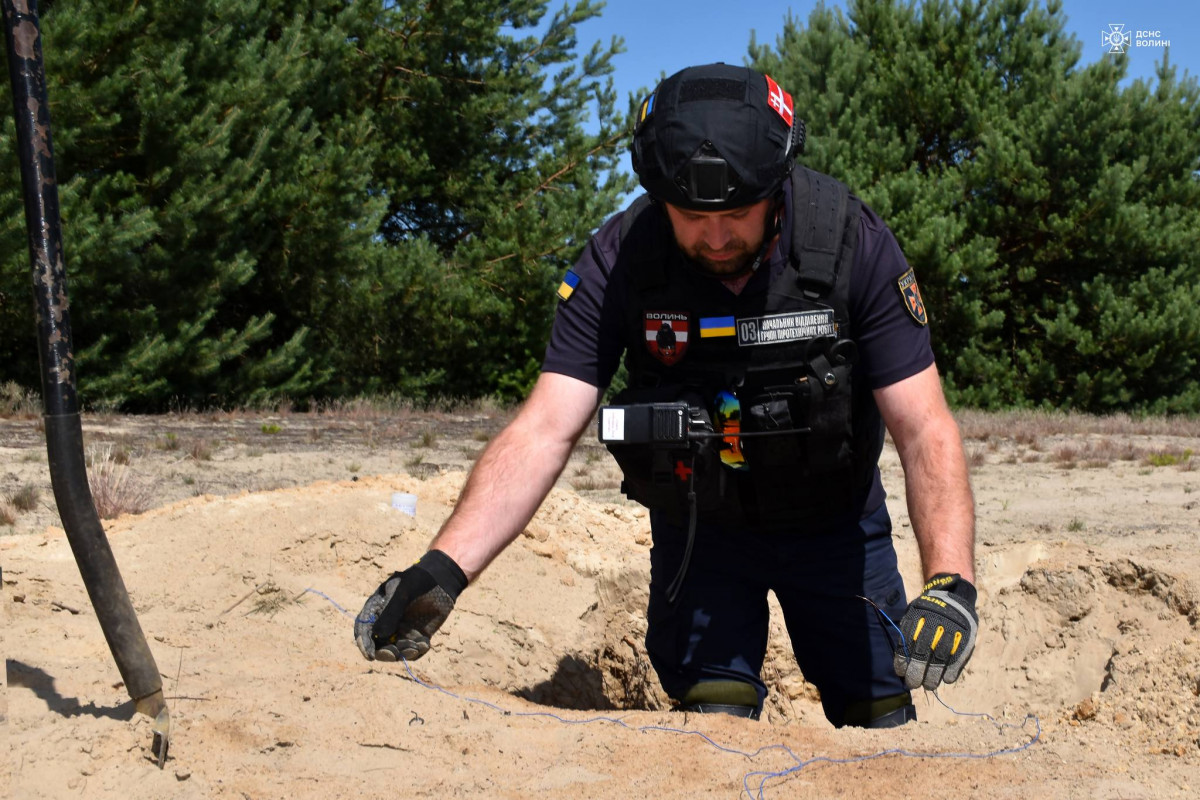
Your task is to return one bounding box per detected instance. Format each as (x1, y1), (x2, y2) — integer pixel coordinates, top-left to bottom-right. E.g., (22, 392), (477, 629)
(3, 0), (169, 764)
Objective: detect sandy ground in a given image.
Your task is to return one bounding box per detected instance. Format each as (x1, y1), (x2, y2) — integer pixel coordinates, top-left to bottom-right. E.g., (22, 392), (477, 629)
(2, 408), (1199, 798)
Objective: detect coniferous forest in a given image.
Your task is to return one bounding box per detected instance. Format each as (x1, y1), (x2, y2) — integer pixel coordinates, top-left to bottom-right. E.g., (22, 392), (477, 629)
(1, 0), (1197, 413)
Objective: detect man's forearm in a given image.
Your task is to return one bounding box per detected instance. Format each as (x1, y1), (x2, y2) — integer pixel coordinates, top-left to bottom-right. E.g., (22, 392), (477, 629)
(428, 413), (582, 581)
(899, 425), (976, 583)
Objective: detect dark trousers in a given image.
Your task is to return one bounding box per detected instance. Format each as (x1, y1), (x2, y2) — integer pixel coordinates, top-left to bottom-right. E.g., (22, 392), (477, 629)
(645, 502), (909, 725)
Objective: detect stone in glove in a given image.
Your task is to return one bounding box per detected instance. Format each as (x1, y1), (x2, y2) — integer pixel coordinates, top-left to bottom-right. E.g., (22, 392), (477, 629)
(893, 572), (978, 691)
(354, 550), (468, 661)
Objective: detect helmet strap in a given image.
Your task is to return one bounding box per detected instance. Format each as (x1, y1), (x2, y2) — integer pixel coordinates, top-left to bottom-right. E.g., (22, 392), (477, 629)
(747, 192), (785, 274)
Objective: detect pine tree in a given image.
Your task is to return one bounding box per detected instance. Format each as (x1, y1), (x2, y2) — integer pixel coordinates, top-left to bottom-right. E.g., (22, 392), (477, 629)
(329, 0), (634, 400)
(1, 0), (385, 408)
(0, 0), (632, 408)
(752, 0), (1200, 412)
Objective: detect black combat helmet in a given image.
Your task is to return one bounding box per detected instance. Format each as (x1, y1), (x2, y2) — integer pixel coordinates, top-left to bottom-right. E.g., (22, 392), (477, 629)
(630, 63), (804, 210)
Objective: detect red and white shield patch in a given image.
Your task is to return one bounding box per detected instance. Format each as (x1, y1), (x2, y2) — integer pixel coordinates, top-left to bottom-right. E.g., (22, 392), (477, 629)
(644, 311), (689, 366)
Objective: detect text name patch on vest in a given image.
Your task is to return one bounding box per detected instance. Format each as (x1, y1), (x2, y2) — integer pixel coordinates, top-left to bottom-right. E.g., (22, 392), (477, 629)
(736, 309), (837, 347)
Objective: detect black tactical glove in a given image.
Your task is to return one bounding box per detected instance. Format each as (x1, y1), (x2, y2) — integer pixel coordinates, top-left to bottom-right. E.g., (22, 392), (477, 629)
(892, 573), (978, 691)
(354, 550), (468, 662)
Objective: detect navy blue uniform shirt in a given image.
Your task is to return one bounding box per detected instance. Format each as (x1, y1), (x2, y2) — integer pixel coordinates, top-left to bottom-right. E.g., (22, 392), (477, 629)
(543, 185), (934, 392)
(542, 180), (935, 519)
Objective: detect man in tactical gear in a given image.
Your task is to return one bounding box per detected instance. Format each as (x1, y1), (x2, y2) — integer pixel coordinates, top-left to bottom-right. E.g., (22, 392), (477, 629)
(356, 64), (977, 728)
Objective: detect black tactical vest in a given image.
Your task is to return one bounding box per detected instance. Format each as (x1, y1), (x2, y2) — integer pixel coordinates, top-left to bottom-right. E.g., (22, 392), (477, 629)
(606, 166), (885, 529)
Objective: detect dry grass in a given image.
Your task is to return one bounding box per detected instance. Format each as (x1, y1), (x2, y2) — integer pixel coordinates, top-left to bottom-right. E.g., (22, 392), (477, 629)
(1143, 447), (1194, 468)
(8, 484), (40, 512)
(361, 424), (380, 450)
(1050, 439), (1147, 467)
(312, 394), (505, 423)
(408, 462), (441, 481)
(570, 473), (621, 491)
(112, 442), (134, 465)
(156, 432), (181, 452)
(1046, 441), (1195, 469)
(315, 395), (415, 422)
(248, 581), (303, 618)
(0, 381), (42, 418)
(87, 444), (156, 519)
(1014, 429), (1043, 450)
(964, 446), (988, 471)
(0, 388), (513, 424)
(0, 499), (17, 526)
(187, 438), (215, 461)
(953, 409), (1200, 473)
(955, 408), (1200, 440)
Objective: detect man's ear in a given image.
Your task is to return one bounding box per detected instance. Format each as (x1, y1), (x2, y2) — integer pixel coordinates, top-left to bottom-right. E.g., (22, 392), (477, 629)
(768, 192), (785, 237)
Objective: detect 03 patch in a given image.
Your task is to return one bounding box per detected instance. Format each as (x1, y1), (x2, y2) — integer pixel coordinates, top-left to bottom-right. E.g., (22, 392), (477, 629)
(736, 310), (836, 347)
(644, 311), (689, 366)
(896, 267), (927, 326)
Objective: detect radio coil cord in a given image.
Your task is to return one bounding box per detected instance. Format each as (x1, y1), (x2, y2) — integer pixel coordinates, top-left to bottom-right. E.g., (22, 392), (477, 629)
(664, 449), (699, 604)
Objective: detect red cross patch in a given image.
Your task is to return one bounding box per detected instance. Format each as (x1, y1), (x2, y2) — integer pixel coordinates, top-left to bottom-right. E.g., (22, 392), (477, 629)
(764, 75), (794, 128)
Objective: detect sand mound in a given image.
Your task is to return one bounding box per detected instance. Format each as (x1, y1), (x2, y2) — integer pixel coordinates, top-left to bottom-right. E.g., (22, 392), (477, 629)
(5, 441), (1199, 797)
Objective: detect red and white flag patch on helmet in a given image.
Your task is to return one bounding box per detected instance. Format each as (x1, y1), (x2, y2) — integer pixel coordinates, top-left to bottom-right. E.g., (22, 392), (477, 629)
(764, 75), (794, 127)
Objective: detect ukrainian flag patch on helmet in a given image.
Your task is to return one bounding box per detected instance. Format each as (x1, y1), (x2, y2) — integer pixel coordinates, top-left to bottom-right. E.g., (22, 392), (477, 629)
(638, 93), (655, 126)
(557, 269), (581, 302)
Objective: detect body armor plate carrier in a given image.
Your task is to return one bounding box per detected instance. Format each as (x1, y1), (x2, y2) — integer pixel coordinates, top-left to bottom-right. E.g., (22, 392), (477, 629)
(605, 167), (885, 531)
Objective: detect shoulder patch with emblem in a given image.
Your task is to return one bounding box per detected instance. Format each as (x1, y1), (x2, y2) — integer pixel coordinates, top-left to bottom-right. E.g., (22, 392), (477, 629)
(896, 267), (927, 326)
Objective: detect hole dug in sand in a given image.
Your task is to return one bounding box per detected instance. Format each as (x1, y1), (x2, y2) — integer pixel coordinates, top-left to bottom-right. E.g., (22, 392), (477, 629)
(510, 568), (670, 713)
(504, 547), (1198, 755)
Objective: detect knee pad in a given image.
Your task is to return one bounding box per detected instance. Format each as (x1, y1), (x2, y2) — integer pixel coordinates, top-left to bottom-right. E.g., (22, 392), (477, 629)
(677, 680), (761, 720)
(838, 691), (915, 728)
(867, 702), (916, 728)
(679, 703), (761, 720)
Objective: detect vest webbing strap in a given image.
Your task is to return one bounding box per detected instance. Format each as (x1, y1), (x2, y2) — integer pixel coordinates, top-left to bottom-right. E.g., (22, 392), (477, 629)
(789, 166), (859, 297)
(620, 193), (654, 241)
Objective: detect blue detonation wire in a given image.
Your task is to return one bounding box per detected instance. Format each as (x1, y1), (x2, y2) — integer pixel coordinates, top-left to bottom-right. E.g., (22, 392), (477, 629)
(300, 588), (358, 618)
(741, 703), (1041, 799)
(305, 588), (1040, 799)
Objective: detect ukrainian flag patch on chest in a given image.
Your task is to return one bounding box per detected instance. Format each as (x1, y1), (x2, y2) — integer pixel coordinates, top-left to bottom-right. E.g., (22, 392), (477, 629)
(557, 269), (581, 301)
(699, 316), (736, 338)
